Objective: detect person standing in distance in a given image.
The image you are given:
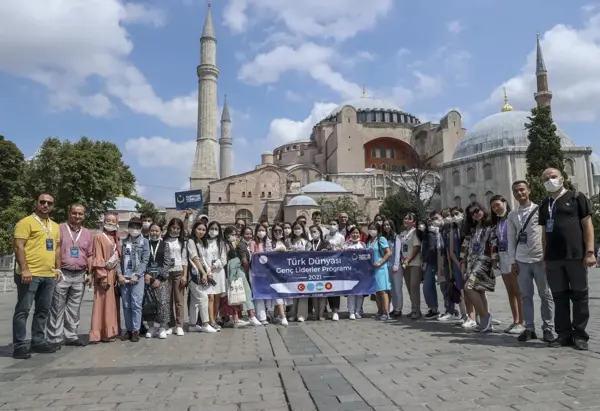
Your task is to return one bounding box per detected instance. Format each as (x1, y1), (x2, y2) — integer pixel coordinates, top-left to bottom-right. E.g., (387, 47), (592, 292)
(539, 168), (596, 350)
(46, 204), (93, 348)
(12, 194), (62, 359)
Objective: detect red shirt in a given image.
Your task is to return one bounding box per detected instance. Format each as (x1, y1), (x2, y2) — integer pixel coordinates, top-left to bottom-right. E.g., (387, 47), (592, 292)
(59, 223), (93, 271)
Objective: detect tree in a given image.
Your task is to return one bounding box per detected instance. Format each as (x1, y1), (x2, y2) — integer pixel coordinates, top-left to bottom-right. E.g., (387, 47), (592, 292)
(0, 136), (26, 209)
(379, 189), (425, 229)
(317, 195), (366, 223)
(0, 196), (31, 254)
(525, 105), (570, 202)
(24, 137), (136, 225)
(130, 194), (159, 221)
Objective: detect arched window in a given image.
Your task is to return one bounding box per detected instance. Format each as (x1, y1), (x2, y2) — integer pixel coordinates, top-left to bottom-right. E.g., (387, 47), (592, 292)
(381, 163), (388, 170)
(469, 193), (477, 204)
(452, 169), (460, 186)
(370, 163), (377, 169)
(454, 196), (461, 208)
(484, 191), (494, 204)
(467, 167), (476, 183)
(565, 158), (575, 176)
(235, 209), (253, 225)
(483, 163), (492, 180)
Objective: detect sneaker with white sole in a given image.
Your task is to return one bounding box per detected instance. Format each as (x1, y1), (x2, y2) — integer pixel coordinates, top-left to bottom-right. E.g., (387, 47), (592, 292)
(201, 324), (217, 333)
(188, 325), (203, 332)
(281, 317), (288, 326)
(145, 327), (155, 338)
(355, 313), (362, 319)
(438, 313), (453, 322)
(166, 328), (174, 335)
(249, 316), (262, 326)
(462, 318), (477, 329)
(332, 313), (339, 321)
(158, 328), (167, 339)
(260, 320), (269, 325)
(297, 316), (305, 323)
(349, 313), (356, 320)
(175, 326), (185, 336)
(287, 316), (296, 322)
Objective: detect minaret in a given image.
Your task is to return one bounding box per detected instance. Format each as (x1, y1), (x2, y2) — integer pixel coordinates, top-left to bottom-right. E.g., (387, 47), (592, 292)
(219, 94), (232, 178)
(501, 87), (513, 112)
(534, 33), (552, 108)
(190, 1), (219, 196)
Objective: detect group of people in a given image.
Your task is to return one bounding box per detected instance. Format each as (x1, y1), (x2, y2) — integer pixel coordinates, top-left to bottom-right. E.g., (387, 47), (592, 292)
(10, 167), (597, 360)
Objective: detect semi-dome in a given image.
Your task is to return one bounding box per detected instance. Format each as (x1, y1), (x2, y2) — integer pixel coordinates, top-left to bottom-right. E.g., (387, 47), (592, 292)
(301, 181), (348, 193)
(287, 195), (318, 207)
(452, 110), (576, 160)
(111, 196), (139, 212)
(328, 96), (402, 117)
(591, 153), (600, 176)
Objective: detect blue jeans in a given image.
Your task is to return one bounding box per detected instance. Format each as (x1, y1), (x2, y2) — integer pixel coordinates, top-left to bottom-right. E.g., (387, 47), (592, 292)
(423, 264), (438, 310)
(13, 274), (56, 349)
(120, 280), (144, 332)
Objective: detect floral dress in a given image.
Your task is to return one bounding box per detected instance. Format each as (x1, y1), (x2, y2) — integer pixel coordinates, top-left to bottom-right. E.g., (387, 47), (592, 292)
(459, 225), (499, 292)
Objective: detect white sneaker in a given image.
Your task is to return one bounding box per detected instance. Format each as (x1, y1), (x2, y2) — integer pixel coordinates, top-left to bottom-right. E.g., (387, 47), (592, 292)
(355, 313), (362, 319)
(175, 326), (185, 336)
(349, 313), (356, 320)
(158, 328), (167, 339)
(297, 316), (305, 323)
(145, 327), (155, 338)
(260, 320), (269, 326)
(332, 313), (339, 321)
(281, 317), (288, 326)
(166, 328), (173, 335)
(201, 324), (217, 333)
(438, 313), (453, 322)
(249, 316), (262, 326)
(288, 316), (296, 322)
(188, 325), (203, 332)
(462, 319), (477, 329)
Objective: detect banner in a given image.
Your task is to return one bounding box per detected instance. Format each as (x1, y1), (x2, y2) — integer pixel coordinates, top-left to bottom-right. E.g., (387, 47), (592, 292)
(174, 189), (203, 210)
(250, 249), (375, 299)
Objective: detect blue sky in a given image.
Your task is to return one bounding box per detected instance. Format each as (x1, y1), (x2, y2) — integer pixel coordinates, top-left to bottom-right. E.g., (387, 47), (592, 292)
(1, 0), (599, 207)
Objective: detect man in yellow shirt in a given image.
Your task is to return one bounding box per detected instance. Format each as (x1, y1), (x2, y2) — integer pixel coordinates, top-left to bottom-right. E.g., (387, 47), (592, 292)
(13, 193), (62, 359)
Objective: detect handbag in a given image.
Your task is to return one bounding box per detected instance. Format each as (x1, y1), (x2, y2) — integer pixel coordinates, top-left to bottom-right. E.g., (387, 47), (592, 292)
(142, 285), (158, 316)
(103, 234), (119, 270)
(227, 258), (247, 305)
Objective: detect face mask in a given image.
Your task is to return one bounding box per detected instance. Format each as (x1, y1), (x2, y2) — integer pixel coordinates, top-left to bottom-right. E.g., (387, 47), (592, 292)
(293, 229), (303, 236)
(150, 235), (161, 241)
(496, 208), (507, 217)
(142, 222), (151, 229)
(274, 233), (283, 240)
(453, 214), (463, 223)
(228, 235), (236, 243)
(311, 232), (320, 240)
(284, 228), (292, 236)
(170, 232), (179, 238)
(431, 219), (442, 227)
(376, 221), (382, 226)
(104, 224), (117, 232)
(330, 224), (338, 233)
(351, 236), (360, 243)
(208, 230), (219, 238)
(129, 229), (141, 237)
(368, 230), (378, 237)
(544, 178), (563, 193)
(418, 223), (425, 232)
(257, 231), (266, 239)
(429, 226), (439, 233)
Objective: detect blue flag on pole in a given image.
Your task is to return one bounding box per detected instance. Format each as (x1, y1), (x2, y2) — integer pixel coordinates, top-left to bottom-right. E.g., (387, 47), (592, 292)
(250, 249), (375, 299)
(174, 189), (203, 210)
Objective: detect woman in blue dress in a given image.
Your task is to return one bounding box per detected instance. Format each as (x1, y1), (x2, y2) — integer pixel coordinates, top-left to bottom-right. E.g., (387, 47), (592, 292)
(366, 222), (392, 320)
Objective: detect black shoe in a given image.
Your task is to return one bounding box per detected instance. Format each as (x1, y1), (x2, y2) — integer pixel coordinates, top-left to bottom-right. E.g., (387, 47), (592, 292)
(30, 343), (57, 354)
(517, 329), (537, 342)
(65, 339), (86, 347)
(548, 337), (574, 348)
(573, 339), (589, 351)
(12, 347), (31, 360)
(542, 330), (555, 343)
(140, 324), (148, 334)
(121, 331), (132, 341)
(131, 332), (140, 343)
(424, 310), (439, 319)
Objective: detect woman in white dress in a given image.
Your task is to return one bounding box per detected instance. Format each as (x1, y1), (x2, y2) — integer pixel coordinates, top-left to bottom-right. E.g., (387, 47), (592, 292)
(325, 219), (346, 321)
(344, 226), (367, 319)
(288, 221), (311, 322)
(187, 221), (216, 333)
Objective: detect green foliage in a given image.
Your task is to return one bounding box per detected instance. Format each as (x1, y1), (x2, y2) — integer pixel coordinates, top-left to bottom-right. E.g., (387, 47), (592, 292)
(379, 188), (427, 229)
(0, 196), (31, 254)
(525, 105), (570, 203)
(591, 194), (600, 243)
(0, 135), (26, 209)
(317, 195), (366, 223)
(24, 137), (136, 226)
(130, 194), (159, 221)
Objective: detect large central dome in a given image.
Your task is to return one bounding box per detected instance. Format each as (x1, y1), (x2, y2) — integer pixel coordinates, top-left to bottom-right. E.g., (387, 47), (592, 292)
(328, 96), (402, 117)
(452, 110), (576, 160)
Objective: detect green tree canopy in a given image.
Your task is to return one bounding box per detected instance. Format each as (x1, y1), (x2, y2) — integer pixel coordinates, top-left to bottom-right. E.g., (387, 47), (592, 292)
(591, 194), (600, 244)
(379, 188), (427, 230)
(317, 195), (366, 224)
(130, 194), (159, 221)
(0, 135), (26, 209)
(525, 105), (569, 202)
(0, 196), (31, 254)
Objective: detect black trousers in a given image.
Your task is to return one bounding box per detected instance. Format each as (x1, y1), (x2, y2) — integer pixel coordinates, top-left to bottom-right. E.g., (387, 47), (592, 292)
(545, 260), (589, 341)
(327, 296), (340, 311)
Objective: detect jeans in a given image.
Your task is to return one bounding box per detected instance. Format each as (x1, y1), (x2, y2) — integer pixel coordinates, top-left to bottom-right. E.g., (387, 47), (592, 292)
(516, 261), (554, 333)
(347, 295), (364, 315)
(13, 274), (56, 349)
(423, 264), (438, 310)
(46, 269), (86, 344)
(545, 260), (588, 341)
(441, 265), (457, 315)
(120, 280), (144, 332)
(389, 264), (404, 313)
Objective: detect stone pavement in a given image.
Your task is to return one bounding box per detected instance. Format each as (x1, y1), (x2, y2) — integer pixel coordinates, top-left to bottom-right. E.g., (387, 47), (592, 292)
(1, 269), (600, 411)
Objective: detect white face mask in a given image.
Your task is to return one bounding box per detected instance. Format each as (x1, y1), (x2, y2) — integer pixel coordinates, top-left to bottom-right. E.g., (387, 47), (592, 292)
(142, 222), (151, 229)
(429, 226), (439, 233)
(431, 219), (442, 227)
(257, 231), (266, 239)
(150, 235), (161, 241)
(544, 178), (563, 193)
(329, 224), (338, 233)
(284, 228), (292, 236)
(311, 232), (320, 240)
(128, 229), (141, 237)
(104, 224), (117, 232)
(453, 214), (463, 223)
(228, 235), (236, 243)
(208, 230), (219, 238)
(418, 224), (425, 231)
(368, 229), (378, 237)
(496, 208), (507, 217)
(274, 233), (283, 240)
(293, 229), (303, 236)
(351, 235), (360, 243)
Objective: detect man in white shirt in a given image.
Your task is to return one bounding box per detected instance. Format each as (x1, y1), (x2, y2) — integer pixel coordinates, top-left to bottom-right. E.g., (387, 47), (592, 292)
(507, 180), (555, 343)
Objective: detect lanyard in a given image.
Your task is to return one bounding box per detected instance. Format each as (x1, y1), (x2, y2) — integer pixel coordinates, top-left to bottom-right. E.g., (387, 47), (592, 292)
(474, 227), (484, 248)
(312, 240), (321, 250)
(149, 239), (161, 263)
(497, 219), (507, 240)
(66, 224), (83, 245)
(33, 214), (52, 237)
(548, 189), (567, 219)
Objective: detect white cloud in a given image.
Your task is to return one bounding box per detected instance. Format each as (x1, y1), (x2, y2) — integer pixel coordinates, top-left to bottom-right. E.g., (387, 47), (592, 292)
(126, 137), (196, 170)
(446, 20), (464, 34)
(267, 102), (338, 145)
(413, 71), (442, 97)
(487, 12), (600, 122)
(0, 0), (197, 127)
(285, 90), (304, 102)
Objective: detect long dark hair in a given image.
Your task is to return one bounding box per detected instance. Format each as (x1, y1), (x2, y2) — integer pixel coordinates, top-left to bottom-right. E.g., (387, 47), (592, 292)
(190, 221), (208, 246)
(164, 217), (185, 249)
(404, 212), (424, 242)
(207, 220), (224, 255)
(254, 223), (268, 247)
(489, 195), (511, 225)
(381, 219), (396, 241)
(291, 221), (307, 241)
(463, 201), (492, 237)
(271, 222), (285, 243)
(367, 222), (380, 242)
(309, 225), (323, 243)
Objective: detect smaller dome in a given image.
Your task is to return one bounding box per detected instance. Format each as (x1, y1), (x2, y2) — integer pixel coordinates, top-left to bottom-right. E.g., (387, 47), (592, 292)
(301, 181), (348, 193)
(262, 150), (273, 155)
(328, 97), (402, 117)
(287, 195), (318, 207)
(111, 196), (139, 212)
(591, 153), (600, 176)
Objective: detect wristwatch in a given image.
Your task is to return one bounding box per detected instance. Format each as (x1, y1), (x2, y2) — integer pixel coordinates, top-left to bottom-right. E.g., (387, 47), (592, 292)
(586, 250), (595, 255)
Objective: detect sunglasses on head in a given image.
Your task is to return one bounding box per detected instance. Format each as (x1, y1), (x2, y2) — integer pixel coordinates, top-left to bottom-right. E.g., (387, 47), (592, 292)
(39, 200), (54, 206)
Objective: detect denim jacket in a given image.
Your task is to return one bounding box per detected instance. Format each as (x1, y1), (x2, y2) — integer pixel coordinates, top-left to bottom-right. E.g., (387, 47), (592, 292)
(120, 236), (150, 279)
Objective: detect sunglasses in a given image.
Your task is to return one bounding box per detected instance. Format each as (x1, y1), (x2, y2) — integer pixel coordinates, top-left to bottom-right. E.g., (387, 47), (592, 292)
(39, 200), (54, 206)
(469, 208), (481, 215)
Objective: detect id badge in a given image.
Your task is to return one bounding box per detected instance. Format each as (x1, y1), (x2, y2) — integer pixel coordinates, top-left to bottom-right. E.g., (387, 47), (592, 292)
(545, 219), (554, 233)
(518, 232), (528, 245)
(498, 241), (508, 252)
(127, 260), (132, 270)
(148, 262), (159, 275)
(472, 242), (481, 254)
(46, 239), (54, 251)
(69, 246), (80, 258)
(402, 244), (409, 254)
